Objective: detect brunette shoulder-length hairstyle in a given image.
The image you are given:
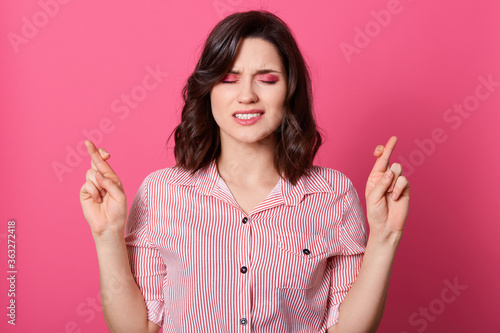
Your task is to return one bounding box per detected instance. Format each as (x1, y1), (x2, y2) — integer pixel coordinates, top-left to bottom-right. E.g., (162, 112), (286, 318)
(168, 10), (323, 186)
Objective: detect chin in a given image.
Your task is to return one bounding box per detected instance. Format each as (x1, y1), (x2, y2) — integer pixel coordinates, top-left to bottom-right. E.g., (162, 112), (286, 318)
(239, 134), (277, 145)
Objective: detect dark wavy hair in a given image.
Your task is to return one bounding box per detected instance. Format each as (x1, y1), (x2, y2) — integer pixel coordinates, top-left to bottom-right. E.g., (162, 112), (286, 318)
(167, 10), (323, 186)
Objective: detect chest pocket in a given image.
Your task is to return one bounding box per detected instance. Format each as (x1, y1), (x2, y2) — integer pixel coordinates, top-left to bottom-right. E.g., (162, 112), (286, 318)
(275, 232), (329, 289)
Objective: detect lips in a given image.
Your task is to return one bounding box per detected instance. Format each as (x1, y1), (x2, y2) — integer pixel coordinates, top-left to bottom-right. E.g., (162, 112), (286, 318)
(232, 110), (265, 125)
(232, 109), (265, 117)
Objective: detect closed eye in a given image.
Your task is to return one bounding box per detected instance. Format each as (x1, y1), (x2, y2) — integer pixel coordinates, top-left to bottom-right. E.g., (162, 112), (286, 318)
(221, 74), (238, 84)
(221, 80), (277, 84)
(258, 74), (279, 84)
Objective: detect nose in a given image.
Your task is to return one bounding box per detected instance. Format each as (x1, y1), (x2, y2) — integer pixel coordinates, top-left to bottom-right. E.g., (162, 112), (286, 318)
(237, 78), (258, 104)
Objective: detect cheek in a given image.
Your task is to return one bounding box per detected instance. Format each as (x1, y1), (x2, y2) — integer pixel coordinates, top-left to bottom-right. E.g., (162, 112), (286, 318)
(269, 87), (287, 109)
(210, 90), (229, 125)
(209, 88), (219, 106)
(210, 87), (233, 108)
(210, 89), (223, 114)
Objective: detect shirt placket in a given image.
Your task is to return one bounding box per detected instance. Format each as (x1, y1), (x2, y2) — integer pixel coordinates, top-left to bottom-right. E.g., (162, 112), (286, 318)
(237, 213), (252, 331)
(212, 177), (252, 330)
(213, 174), (288, 331)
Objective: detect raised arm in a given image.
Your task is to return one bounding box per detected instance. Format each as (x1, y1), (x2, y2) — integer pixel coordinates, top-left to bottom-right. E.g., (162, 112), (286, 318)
(328, 136), (410, 333)
(80, 140), (160, 333)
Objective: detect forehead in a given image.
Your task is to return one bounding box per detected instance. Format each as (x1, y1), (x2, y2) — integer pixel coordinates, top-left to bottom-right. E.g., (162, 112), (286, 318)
(230, 37), (284, 71)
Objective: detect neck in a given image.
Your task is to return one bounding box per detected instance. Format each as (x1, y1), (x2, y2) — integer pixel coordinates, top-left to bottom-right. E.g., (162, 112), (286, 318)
(216, 133), (281, 188)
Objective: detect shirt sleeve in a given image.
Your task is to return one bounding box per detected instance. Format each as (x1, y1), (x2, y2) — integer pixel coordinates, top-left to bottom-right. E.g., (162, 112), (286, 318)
(125, 175), (167, 327)
(326, 180), (367, 328)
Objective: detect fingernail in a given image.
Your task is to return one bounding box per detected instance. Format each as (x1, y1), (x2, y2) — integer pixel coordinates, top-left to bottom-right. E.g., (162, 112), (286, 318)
(101, 149), (110, 156)
(97, 196), (102, 203)
(391, 193), (398, 200)
(100, 189), (106, 197)
(385, 170), (393, 179)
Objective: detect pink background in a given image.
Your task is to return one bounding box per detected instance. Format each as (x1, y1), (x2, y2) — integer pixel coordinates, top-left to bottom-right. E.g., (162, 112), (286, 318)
(1, 0), (499, 332)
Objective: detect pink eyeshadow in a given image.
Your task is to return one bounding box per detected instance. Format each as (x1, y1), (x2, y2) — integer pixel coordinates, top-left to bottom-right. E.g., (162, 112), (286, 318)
(222, 74), (238, 81)
(258, 74), (279, 81)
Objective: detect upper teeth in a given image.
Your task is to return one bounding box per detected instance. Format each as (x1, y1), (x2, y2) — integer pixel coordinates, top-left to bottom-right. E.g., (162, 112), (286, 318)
(235, 113), (261, 119)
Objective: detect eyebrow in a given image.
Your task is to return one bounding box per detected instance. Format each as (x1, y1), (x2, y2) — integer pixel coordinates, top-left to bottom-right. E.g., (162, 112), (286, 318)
(228, 69), (281, 74)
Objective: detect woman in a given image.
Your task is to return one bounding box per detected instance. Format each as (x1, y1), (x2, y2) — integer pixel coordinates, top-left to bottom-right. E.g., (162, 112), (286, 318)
(80, 10), (409, 333)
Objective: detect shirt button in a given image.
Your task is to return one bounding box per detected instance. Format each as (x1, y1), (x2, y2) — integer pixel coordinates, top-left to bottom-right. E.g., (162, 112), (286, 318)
(240, 266), (248, 274)
(303, 248), (311, 255)
(242, 217), (248, 224)
(240, 318), (248, 325)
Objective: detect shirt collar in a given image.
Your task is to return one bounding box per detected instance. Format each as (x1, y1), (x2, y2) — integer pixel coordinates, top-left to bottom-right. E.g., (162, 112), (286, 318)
(167, 159), (333, 206)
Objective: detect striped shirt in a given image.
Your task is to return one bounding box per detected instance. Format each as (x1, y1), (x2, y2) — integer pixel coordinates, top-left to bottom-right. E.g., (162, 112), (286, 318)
(125, 159), (367, 332)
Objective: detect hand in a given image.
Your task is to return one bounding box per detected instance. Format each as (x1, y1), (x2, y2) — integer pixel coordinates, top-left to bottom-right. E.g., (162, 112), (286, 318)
(365, 136), (410, 239)
(79, 140), (127, 237)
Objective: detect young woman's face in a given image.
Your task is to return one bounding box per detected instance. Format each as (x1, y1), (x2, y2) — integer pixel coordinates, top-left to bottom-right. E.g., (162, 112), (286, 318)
(210, 37), (287, 147)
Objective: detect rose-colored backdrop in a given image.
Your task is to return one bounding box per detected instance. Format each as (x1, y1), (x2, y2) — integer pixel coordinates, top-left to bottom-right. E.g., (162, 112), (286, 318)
(1, 0), (498, 332)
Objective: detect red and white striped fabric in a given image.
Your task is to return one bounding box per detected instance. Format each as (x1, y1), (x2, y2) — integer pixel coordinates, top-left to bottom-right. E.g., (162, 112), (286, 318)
(125, 159), (367, 332)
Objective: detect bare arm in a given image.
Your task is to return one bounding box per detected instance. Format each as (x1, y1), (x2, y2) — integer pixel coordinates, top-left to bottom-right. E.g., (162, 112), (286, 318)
(93, 232), (161, 333)
(94, 233), (160, 332)
(327, 232), (400, 333)
(328, 137), (410, 333)
(80, 140), (161, 333)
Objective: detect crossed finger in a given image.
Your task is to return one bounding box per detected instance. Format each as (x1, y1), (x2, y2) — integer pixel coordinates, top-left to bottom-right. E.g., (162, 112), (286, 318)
(85, 140), (119, 198)
(370, 136), (398, 174)
(85, 140), (116, 177)
(86, 168), (107, 199)
(370, 136), (408, 199)
(90, 148), (110, 194)
(91, 148), (110, 171)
